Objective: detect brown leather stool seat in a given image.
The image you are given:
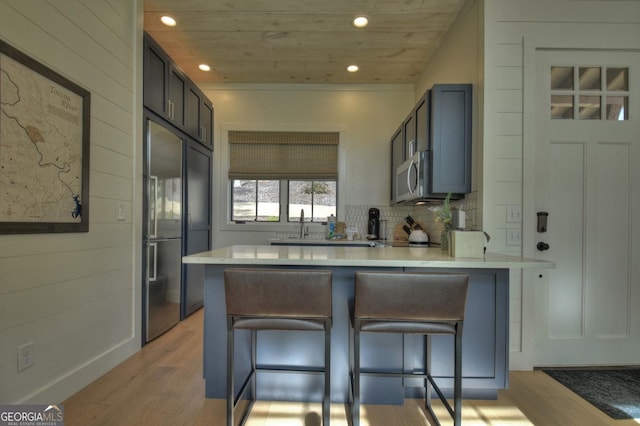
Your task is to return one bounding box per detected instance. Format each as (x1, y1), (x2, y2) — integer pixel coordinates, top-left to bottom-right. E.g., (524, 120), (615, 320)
(350, 271), (469, 426)
(225, 268), (333, 425)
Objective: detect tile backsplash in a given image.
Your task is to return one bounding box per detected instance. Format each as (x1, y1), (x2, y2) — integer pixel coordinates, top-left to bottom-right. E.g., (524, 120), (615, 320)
(410, 192), (478, 244)
(277, 192), (478, 242)
(344, 204), (414, 238)
(345, 192), (478, 244)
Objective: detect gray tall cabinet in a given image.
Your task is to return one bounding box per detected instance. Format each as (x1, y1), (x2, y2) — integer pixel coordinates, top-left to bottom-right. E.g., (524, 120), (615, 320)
(143, 33), (213, 321)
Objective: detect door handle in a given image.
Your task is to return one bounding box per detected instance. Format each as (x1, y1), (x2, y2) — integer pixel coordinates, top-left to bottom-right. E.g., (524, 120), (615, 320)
(537, 242), (550, 251)
(147, 242), (157, 281)
(149, 176), (158, 239)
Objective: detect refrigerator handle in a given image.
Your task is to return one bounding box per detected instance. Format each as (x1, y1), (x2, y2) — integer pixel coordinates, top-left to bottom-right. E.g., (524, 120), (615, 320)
(147, 242), (157, 282)
(188, 213), (193, 229)
(149, 175), (158, 238)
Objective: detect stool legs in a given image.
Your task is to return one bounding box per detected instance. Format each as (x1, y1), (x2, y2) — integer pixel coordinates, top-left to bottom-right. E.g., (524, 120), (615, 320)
(227, 322), (332, 426)
(454, 331), (462, 426)
(351, 329), (463, 426)
(226, 318), (234, 426)
(424, 332), (463, 426)
(323, 319), (331, 426)
(350, 321), (361, 426)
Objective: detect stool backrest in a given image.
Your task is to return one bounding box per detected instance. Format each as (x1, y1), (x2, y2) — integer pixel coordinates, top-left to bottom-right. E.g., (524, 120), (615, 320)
(224, 269), (332, 318)
(355, 272), (468, 321)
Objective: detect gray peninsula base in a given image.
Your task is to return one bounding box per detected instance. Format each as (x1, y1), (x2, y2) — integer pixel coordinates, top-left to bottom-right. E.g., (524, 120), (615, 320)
(201, 264), (508, 403)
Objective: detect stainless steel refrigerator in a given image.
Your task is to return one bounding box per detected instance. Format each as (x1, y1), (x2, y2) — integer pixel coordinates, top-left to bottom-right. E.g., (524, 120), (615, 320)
(144, 119), (183, 342)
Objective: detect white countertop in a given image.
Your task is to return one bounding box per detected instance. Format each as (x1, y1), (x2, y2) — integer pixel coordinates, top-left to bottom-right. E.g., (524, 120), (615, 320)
(183, 244), (555, 269)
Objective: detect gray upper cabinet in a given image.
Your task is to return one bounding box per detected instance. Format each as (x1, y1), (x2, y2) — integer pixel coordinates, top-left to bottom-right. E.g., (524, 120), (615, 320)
(402, 111), (416, 159)
(390, 83), (472, 203)
(414, 93), (429, 153)
(143, 35), (186, 129)
(144, 33), (213, 151)
(186, 86), (214, 150)
(390, 125), (403, 204)
(200, 99), (214, 150)
(429, 84), (472, 195)
(143, 36), (170, 119)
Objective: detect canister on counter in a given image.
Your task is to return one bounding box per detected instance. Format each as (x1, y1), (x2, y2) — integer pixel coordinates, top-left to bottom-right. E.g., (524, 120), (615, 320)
(326, 214), (336, 239)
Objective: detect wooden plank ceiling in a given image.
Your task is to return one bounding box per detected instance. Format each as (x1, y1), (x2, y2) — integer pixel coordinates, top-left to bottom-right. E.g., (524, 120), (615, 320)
(143, 0), (469, 84)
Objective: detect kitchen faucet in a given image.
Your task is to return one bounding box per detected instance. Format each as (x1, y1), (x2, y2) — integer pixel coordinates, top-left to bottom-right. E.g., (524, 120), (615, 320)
(300, 209), (308, 239)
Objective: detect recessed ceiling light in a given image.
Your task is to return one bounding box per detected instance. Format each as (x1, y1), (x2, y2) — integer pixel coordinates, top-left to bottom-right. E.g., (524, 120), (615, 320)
(347, 65), (359, 73)
(352, 16), (369, 28)
(199, 64), (211, 72)
(160, 16), (177, 27)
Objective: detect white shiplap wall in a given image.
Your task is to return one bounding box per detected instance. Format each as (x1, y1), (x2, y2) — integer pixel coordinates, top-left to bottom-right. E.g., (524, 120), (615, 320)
(0, 0), (142, 403)
(483, 0), (640, 368)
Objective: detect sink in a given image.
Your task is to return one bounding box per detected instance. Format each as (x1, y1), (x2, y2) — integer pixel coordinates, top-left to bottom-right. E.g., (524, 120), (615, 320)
(269, 238), (374, 247)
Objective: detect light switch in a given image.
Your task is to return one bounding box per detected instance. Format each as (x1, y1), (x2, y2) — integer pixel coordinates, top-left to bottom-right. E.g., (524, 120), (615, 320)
(506, 206), (522, 223)
(116, 204), (126, 221)
(506, 228), (521, 246)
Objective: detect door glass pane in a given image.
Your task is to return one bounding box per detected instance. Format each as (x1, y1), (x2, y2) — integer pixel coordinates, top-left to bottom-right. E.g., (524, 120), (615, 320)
(606, 68), (628, 90)
(579, 67), (600, 90)
(579, 95), (601, 120)
(606, 96), (628, 120)
(551, 67), (574, 90)
(551, 95), (574, 119)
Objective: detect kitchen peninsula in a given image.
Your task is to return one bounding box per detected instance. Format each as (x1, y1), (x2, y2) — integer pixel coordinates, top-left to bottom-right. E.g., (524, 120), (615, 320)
(183, 245), (554, 403)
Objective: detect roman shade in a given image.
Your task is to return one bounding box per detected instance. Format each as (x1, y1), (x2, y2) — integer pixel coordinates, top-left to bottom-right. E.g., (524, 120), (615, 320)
(228, 131), (339, 180)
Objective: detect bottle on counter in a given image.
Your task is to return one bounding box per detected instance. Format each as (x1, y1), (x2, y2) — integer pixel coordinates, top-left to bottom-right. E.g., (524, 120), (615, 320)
(327, 214), (336, 239)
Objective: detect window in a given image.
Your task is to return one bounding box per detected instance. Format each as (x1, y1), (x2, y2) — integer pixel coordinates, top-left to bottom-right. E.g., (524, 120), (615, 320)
(231, 179), (336, 223)
(231, 180), (280, 222)
(550, 66), (629, 120)
(288, 180), (336, 222)
(228, 131), (339, 223)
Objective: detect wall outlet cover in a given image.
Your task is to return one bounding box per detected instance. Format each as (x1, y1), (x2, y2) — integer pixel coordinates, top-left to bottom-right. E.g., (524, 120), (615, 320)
(18, 341), (34, 371)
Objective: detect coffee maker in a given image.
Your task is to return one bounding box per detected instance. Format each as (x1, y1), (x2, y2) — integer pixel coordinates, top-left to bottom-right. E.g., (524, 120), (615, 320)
(367, 208), (380, 240)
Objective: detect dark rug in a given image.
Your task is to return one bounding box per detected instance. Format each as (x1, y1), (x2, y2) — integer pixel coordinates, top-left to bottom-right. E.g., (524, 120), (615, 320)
(543, 369), (640, 420)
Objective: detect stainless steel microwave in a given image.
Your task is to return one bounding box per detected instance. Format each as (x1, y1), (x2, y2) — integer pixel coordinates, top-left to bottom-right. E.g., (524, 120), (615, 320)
(396, 151), (425, 203)
(396, 151), (457, 204)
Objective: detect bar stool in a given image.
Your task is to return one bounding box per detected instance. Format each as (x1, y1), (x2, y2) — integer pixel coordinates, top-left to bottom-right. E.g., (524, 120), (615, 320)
(350, 271), (469, 426)
(224, 268), (333, 426)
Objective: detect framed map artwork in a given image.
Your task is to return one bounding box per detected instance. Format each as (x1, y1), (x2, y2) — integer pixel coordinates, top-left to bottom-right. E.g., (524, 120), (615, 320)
(0, 40), (90, 233)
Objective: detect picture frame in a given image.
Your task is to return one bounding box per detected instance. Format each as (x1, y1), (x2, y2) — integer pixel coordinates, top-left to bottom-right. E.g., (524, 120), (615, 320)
(0, 39), (90, 234)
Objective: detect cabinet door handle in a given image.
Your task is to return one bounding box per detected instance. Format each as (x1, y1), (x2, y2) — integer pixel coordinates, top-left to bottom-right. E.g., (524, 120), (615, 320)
(166, 100), (174, 120)
(200, 126), (205, 142)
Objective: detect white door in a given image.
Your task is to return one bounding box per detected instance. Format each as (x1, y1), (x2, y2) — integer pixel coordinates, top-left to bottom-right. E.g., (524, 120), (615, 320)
(531, 50), (640, 366)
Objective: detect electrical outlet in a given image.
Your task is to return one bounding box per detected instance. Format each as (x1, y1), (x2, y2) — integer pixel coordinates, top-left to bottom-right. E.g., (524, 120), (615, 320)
(18, 341), (34, 371)
(506, 229), (522, 246)
(506, 206), (522, 223)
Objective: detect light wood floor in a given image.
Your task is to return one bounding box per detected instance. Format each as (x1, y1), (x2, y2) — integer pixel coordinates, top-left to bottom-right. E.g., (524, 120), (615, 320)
(63, 308), (639, 425)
